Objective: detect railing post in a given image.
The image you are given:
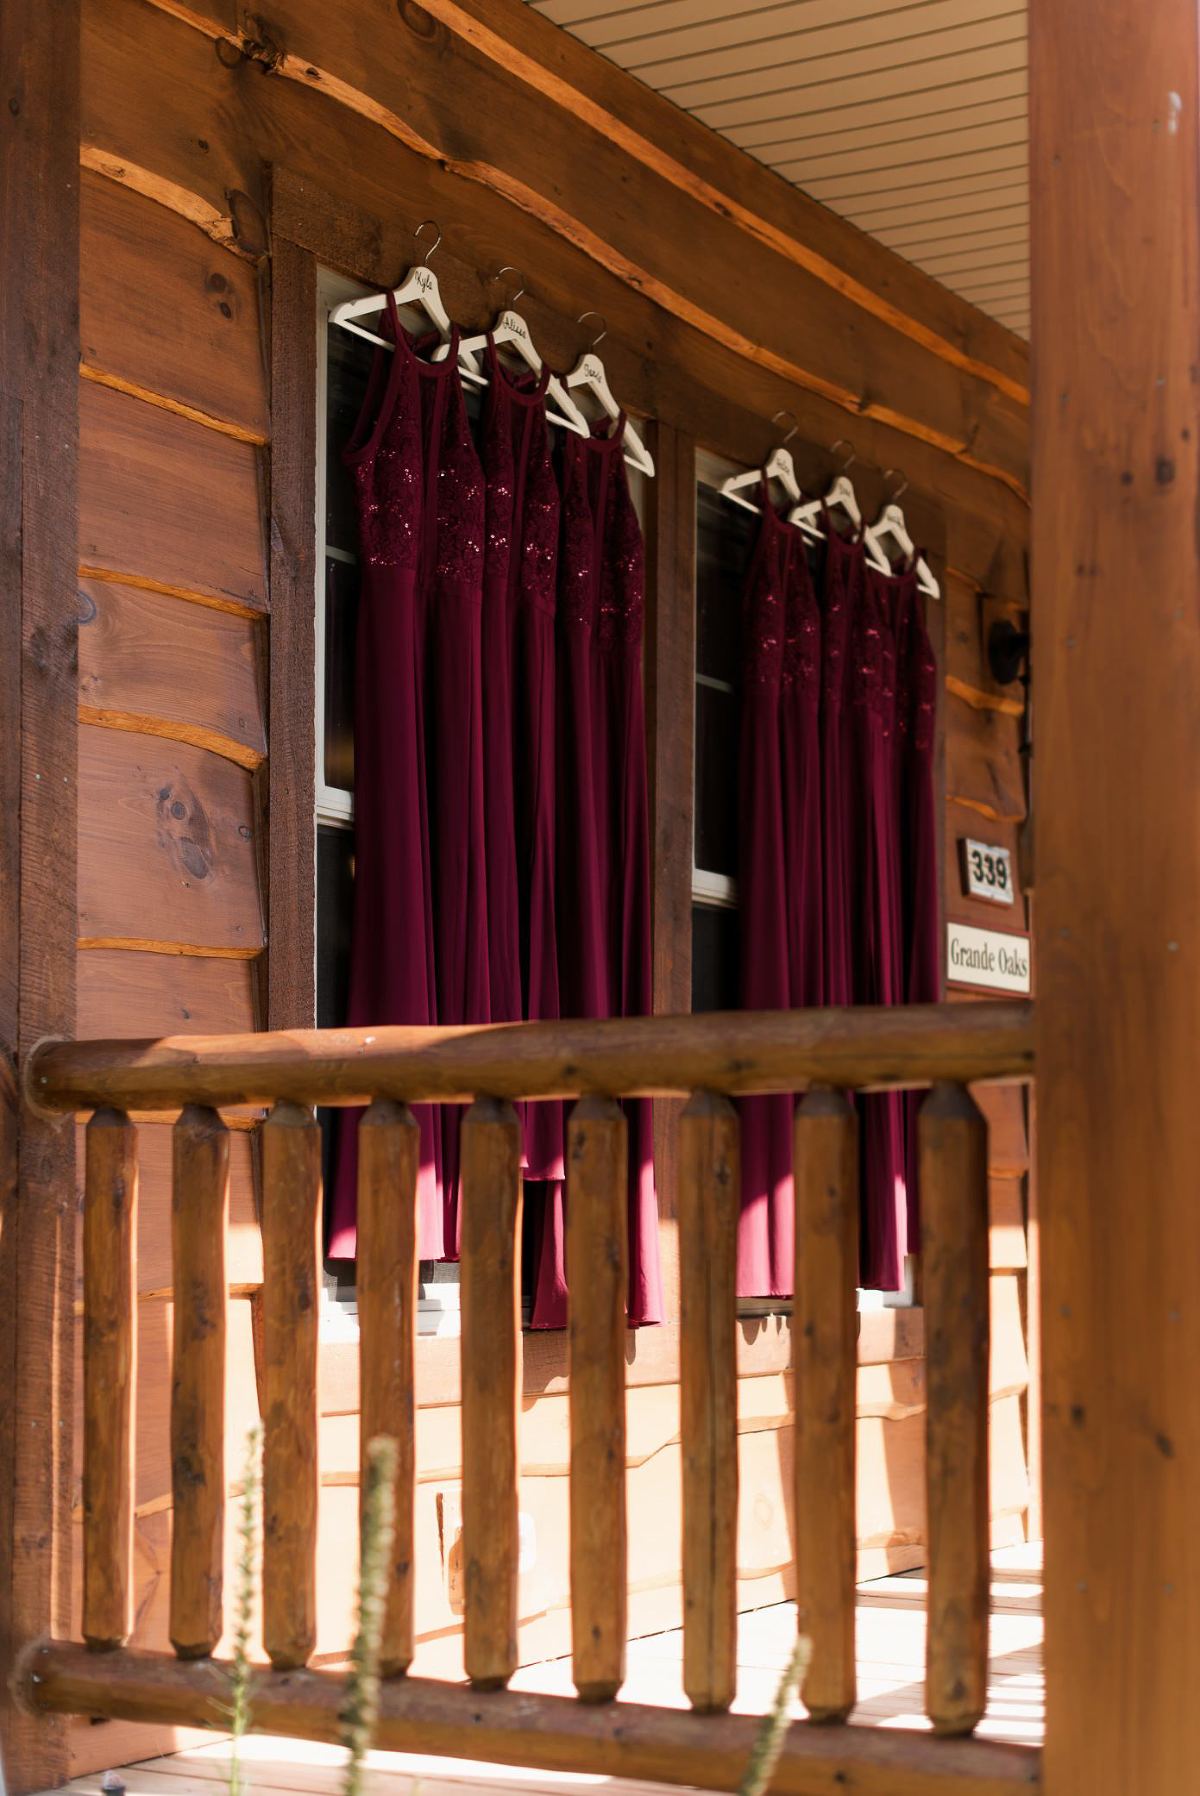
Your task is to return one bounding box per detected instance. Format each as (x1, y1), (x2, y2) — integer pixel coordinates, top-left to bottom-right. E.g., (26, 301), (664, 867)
(169, 1105), (230, 1660)
(260, 1099), (321, 1671)
(920, 1082), (989, 1735)
(678, 1090), (739, 1715)
(460, 1095), (522, 1690)
(357, 1098), (419, 1677)
(567, 1095), (629, 1703)
(793, 1087), (858, 1723)
(82, 1108), (137, 1651)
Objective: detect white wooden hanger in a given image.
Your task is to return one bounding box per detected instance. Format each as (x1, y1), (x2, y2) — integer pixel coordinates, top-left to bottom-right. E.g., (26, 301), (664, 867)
(721, 413), (819, 536)
(790, 439), (861, 538)
(329, 221), (455, 351)
(563, 313), (655, 477)
(864, 472), (941, 600)
(453, 268), (588, 434)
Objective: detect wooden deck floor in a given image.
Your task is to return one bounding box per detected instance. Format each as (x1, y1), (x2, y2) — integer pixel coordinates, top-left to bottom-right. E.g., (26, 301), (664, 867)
(54, 1545), (1043, 1796)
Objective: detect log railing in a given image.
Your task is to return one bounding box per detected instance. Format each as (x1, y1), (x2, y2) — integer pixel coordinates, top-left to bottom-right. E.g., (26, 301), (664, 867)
(23, 1002), (1039, 1796)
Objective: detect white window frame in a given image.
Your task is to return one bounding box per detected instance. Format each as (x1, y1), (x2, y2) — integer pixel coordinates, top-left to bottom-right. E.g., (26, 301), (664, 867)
(314, 267), (366, 834)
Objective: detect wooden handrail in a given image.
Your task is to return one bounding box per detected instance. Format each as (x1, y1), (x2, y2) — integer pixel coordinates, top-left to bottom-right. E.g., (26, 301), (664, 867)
(27, 1001), (1033, 1113)
(61, 1003), (1039, 1783)
(24, 1643), (1041, 1795)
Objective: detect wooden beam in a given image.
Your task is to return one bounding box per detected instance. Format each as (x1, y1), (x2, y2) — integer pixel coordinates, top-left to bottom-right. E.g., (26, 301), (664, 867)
(424, 0), (1029, 411)
(1031, 1), (1200, 1789)
(115, 1), (1029, 500)
(28, 1002), (1035, 1113)
(0, 0), (80, 1788)
(266, 233), (316, 1030)
(23, 1643), (1042, 1796)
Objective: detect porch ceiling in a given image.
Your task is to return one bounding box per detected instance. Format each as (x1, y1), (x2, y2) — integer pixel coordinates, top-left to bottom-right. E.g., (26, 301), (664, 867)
(526, 0), (1030, 339)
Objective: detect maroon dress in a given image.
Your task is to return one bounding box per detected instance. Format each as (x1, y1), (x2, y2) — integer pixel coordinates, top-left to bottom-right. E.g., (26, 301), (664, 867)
(894, 573), (940, 1244)
(533, 417), (663, 1327)
(737, 495), (822, 1297)
(849, 556), (910, 1290)
(478, 343), (563, 1184)
(328, 304), (484, 1262)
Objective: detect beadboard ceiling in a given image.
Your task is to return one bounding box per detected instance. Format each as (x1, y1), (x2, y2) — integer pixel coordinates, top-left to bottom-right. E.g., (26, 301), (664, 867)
(527, 0), (1030, 339)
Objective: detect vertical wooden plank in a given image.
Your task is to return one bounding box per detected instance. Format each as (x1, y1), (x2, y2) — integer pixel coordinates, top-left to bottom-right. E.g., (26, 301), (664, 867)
(1032, 3), (1200, 1787)
(357, 1098), (419, 1677)
(169, 1105), (230, 1659)
(266, 235), (317, 1031)
(260, 1099), (320, 1670)
(920, 1082), (989, 1735)
(792, 1087), (858, 1724)
(0, 0), (79, 1784)
(459, 1096), (522, 1690)
(678, 1090), (738, 1715)
(1021, 1096), (1042, 1544)
(82, 1109), (137, 1650)
(566, 1096), (629, 1703)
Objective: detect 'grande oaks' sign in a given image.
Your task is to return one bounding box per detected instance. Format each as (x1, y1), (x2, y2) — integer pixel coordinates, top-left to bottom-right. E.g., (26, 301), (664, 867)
(946, 922), (1031, 994)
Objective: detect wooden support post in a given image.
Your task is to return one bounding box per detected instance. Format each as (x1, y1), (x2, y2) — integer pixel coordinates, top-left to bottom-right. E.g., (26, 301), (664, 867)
(260, 1100), (321, 1670)
(919, 1083), (989, 1736)
(169, 1106), (229, 1659)
(357, 1098), (419, 1677)
(460, 1096), (522, 1690)
(0, 0), (79, 1785)
(566, 1096), (629, 1703)
(82, 1110), (137, 1651)
(793, 1088), (858, 1724)
(1031, 3), (1200, 1788)
(678, 1091), (738, 1715)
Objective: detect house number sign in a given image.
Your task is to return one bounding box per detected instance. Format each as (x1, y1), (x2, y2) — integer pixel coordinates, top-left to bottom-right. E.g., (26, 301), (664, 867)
(946, 922), (1031, 995)
(959, 837), (1016, 906)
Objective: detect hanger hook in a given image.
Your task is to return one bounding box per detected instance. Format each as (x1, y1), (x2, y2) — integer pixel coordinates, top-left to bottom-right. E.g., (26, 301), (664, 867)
(413, 220), (442, 265)
(771, 408), (799, 447)
(577, 310), (607, 349)
(829, 438), (857, 472)
(882, 467), (909, 504)
(496, 265), (526, 307)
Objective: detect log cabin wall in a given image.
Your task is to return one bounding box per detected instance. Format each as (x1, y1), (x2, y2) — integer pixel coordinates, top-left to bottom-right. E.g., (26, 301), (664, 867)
(71, 0), (1032, 1773)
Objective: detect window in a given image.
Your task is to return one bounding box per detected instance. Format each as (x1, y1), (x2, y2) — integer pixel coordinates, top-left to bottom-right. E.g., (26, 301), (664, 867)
(691, 463), (751, 1016)
(690, 451), (914, 1311)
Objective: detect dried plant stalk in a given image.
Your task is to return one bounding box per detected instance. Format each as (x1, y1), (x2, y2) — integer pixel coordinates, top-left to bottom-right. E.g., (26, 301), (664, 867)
(228, 1423), (263, 1796)
(738, 1634), (813, 1796)
(340, 1435), (399, 1796)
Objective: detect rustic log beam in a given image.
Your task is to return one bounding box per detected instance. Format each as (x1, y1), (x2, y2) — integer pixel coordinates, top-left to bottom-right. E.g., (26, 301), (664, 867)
(81, 1108), (138, 1651)
(678, 1091), (739, 1715)
(21, 1642), (1042, 1796)
(260, 1100), (321, 1671)
(27, 1001), (1034, 1114)
(356, 1099), (419, 1679)
(169, 1105), (229, 1660)
(920, 1084), (990, 1735)
(566, 1096), (629, 1704)
(792, 1089), (859, 1725)
(459, 1097), (522, 1690)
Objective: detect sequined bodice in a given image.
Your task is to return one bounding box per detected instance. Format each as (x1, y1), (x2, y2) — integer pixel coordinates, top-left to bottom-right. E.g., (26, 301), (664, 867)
(895, 579), (937, 755)
(343, 306), (483, 590)
(560, 422), (644, 650)
(480, 349), (559, 616)
(744, 502), (820, 697)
